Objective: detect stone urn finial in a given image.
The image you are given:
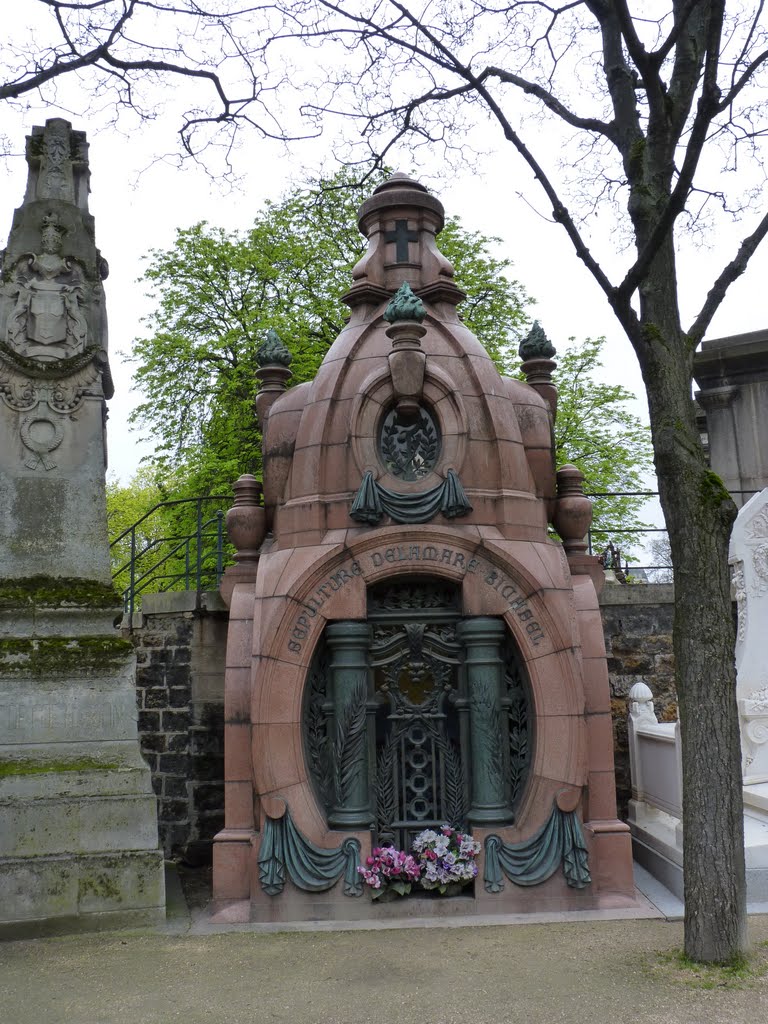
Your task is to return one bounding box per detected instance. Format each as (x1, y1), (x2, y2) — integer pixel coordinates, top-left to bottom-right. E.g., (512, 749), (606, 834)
(552, 464), (592, 556)
(519, 321), (558, 420)
(255, 329), (293, 426)
(384, 282), (427, 417)
(628, 682), (657, 723)
(226, 474), (266, 564)
(519, 321), (556, 361)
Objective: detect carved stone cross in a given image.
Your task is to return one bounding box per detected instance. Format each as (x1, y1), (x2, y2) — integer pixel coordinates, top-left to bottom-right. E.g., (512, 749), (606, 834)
(384, 219), (418, 262)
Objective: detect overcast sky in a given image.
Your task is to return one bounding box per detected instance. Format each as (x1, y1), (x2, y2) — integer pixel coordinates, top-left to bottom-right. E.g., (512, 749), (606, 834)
(2, 9), (766, 551)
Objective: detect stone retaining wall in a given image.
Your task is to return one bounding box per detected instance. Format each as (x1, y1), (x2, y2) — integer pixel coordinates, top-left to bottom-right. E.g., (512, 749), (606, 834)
(124, 592), (228, 861)
(126, 584), (678, 857)
(600, 583), (677, 816)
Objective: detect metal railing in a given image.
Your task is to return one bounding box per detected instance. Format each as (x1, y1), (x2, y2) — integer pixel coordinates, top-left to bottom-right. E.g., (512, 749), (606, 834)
(585, 488), (758, 580)
(111, 496), (232, 618)
(111, 486), (758, 609)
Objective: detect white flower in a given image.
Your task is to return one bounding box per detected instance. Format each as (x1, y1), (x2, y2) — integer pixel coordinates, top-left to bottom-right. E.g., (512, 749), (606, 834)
(413, 829), (438, 851)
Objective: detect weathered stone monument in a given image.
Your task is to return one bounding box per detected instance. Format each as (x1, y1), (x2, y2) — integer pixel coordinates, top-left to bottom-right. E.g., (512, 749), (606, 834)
(0, 119), (165, 934)
(212, 174), (636, 923)
(694, 329), (768, 506)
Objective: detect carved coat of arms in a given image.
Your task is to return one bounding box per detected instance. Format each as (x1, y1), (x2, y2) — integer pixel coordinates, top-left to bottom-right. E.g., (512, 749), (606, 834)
(4, 213), (88, 361)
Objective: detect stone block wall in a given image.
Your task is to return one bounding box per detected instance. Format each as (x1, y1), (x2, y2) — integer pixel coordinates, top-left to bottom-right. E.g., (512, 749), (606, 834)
(600, 583), (677, 817)
(125, 592), (228, 860)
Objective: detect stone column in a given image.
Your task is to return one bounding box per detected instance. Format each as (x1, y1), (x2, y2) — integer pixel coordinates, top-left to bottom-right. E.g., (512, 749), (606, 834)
(458, 617), (513, 826)
(326, 621), (372, 829)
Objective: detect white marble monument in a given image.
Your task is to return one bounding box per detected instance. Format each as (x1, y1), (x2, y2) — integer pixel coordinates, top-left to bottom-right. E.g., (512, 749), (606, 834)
(730, 487), (768, 823)
(627, 490), (768, 902)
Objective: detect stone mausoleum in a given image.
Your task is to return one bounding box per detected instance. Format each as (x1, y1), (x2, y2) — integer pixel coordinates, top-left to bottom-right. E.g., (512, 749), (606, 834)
(212, 174), (636, 923)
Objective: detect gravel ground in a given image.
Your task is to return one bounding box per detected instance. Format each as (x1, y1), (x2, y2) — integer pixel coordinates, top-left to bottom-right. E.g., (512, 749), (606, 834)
(2, 914), (768, 1024)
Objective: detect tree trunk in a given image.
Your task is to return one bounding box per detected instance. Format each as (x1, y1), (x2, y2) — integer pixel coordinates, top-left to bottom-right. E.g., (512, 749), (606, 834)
(635, 252), (746, 962)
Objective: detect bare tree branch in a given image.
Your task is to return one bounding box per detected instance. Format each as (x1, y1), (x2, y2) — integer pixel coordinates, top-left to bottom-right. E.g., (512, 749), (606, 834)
(481, 65), (616, 138)
(688, 208), (768, 345)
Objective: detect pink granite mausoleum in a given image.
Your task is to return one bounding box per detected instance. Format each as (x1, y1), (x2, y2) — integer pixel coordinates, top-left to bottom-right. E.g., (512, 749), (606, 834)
(212, 174), (635, 922)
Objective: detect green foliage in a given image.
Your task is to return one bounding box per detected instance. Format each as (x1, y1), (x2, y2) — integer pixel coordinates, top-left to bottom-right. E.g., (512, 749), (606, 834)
(439, 218), (532, 373)
(107, 469), (165, 562)
(551, 337), (654, 554)
(127, 167), (532, 497)
(107, 469), (170, 596)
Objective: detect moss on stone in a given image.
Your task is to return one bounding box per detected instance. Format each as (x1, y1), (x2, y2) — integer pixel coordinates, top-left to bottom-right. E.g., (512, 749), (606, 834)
(79, 872), (123, 901)
(0, 341), (101, 379)
(0, 575), (122, 611)
(0, 636), (134, 675)
(0, 756), (120, 777)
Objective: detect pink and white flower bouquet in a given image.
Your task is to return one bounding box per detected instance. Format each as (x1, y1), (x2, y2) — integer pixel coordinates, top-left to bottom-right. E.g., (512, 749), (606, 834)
(358, 845), (422, 899)
(411, 825), (481, 893)
(358, 826), (480, 899)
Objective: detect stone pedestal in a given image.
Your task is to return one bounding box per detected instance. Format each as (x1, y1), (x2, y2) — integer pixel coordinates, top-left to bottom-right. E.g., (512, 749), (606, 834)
(0, 119), (164, 935)
(0, 596), (165, 935)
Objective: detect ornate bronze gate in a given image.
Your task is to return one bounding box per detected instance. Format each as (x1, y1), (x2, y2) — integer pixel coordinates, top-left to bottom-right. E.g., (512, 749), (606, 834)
(302, 579), (532, 845)
(368, 581), (465, 848)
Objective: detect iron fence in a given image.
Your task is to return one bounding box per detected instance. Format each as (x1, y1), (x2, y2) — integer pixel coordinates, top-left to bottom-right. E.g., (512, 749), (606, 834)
(585, 488), (758, 580)
(111, 485), (756, 612)
(111, 495), (232, 618)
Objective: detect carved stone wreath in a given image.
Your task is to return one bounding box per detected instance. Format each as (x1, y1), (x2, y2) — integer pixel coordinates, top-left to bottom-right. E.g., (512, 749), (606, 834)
(378, 405), (441, 481)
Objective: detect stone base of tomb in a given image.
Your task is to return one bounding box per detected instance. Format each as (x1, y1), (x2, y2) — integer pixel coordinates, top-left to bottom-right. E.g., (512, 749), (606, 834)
(629, 791), (768, 904)
(0, 600), (166, 936)
(0, 850), (165, 939)
(211, 813), (639, 925)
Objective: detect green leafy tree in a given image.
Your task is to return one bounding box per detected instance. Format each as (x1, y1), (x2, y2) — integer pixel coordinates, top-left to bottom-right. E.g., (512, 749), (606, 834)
(107, 469), (164, 566)
(552, 337), (654, 558)
(107, 469), (169, 606)
(128, 168), (533, 497)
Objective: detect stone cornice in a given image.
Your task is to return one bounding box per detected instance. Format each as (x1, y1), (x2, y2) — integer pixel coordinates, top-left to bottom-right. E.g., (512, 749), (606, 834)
(694, 329), (768, 389)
